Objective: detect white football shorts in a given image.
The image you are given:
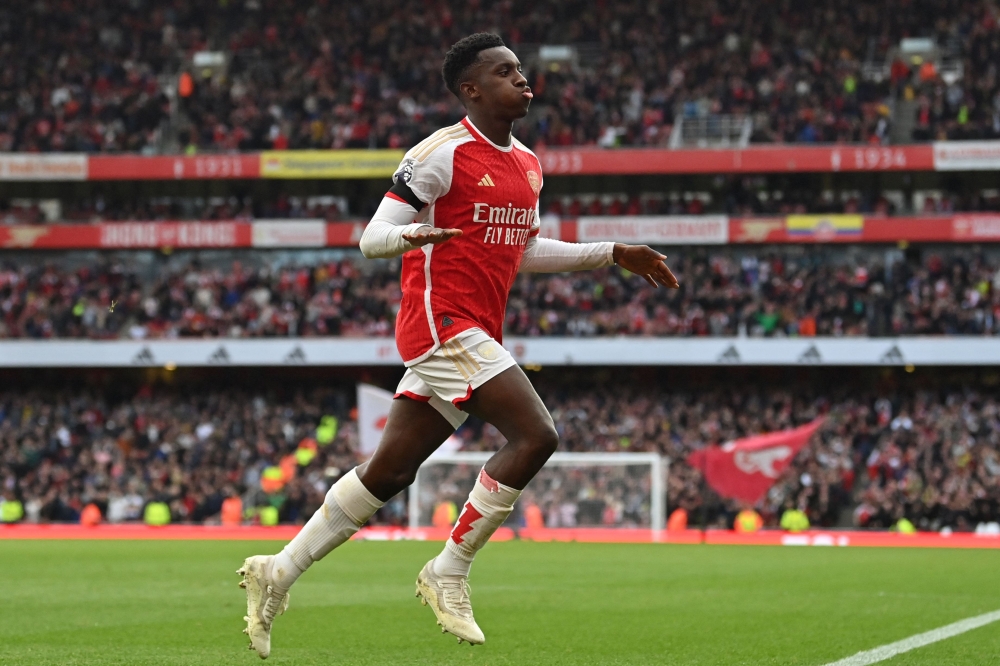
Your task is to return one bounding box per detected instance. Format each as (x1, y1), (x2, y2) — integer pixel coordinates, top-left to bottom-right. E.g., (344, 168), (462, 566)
(394, 328), (517, 428)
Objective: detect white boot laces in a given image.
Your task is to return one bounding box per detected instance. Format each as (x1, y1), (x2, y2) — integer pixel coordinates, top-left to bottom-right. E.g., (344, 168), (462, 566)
(439, 577), (474, 619)
(262, 585), (287, 625)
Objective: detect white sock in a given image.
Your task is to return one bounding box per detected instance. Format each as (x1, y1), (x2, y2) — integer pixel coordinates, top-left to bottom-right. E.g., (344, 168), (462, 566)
(270, 468), (383, 589)
(434, 468), (521, 578)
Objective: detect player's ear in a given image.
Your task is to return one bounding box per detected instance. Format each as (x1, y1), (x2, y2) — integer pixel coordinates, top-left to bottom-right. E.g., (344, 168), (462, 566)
(459, 80), (480, 104)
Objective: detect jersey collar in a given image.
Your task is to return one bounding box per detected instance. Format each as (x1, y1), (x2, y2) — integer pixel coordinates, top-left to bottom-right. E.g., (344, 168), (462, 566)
(462, 117), (513, 152)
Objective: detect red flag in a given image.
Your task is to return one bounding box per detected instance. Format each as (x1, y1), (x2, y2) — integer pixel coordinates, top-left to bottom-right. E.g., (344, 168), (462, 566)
(686, 418), (824, 504)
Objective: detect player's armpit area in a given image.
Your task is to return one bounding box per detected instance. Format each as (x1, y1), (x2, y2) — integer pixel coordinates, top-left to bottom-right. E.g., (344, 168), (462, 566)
(387, 180), (426, 212)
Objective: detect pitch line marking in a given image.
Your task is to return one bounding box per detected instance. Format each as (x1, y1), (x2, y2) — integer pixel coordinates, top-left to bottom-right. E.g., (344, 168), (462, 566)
(822, 608), (1000, 666)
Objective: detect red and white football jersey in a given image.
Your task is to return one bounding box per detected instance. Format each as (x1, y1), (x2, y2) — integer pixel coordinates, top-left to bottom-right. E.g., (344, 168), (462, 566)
(389, 117), (542, 364)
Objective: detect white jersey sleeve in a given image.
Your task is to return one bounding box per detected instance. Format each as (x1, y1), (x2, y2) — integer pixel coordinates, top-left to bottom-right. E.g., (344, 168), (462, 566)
(362, 123), (474, 259)
(358, 198), (430, 259)
(518, 236), (615, 273)
(392, 123), (472, 206)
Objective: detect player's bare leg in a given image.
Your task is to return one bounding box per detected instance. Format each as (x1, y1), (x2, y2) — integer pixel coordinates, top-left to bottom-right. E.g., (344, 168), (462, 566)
(354, 399), (456, 501)
(465, 366), (559, 487)
(238, 397), (452, 659)
(417, 365), (558, 645)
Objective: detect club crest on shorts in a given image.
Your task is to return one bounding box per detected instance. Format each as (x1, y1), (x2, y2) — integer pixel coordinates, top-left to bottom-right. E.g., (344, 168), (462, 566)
(476, 341), (498, 360)
(526, 170), (540, 195)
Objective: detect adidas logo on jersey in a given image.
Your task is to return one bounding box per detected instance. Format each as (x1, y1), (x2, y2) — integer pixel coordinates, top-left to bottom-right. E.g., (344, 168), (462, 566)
(477, 174), (495, 187)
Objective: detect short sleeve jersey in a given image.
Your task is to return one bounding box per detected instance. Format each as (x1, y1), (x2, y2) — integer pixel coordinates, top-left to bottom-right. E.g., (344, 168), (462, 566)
(389, 117), (542, 364)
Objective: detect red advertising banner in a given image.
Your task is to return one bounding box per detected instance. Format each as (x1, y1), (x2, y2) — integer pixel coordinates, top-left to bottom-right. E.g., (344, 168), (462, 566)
(0, 225), (100, 248)
(326, 222), (365, 247)
(951, 214), (1000, 240)
(0, 221), (363, 249)
(727, 216), (979, 244)
(2, 216), (998, 250)
(6, 141), (1000, 182)
(863, 217), (963, 243)
(97, 222), (249, 248)
(536, 145), (934, 175)
(0, 222), (250, 249)
(4, 142), (1000, 181)
(88, 155), (259, 180)
(1, 523), (997, 549)
(728, 218), (787, 243)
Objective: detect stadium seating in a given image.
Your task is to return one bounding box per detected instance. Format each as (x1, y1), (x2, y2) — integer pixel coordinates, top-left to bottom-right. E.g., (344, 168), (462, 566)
(1, 0), (999, 153)
(2, 373), (997, 531)
(2, 245), (998, 339)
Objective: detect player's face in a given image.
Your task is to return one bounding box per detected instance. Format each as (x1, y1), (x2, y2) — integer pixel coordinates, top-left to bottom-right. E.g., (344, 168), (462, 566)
(470, 47), (532, 119)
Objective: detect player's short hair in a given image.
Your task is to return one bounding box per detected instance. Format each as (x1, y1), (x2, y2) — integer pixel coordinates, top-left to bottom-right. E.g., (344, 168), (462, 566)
(442, 33), (506, 98)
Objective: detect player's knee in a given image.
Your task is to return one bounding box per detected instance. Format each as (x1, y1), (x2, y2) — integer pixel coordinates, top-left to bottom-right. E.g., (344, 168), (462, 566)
(531, 424), (560, 458)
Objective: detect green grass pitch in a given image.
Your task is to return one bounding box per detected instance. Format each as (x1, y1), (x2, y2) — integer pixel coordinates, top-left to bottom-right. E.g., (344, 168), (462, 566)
(2, 539), (998, 665)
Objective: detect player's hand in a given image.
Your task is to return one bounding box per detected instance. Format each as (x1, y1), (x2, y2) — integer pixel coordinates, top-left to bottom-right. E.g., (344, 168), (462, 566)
(612, 243), (680, 288)
(402, 226), (463, 247)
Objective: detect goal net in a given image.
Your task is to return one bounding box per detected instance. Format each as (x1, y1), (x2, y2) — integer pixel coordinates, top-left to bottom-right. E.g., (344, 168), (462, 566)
(408, 452), (667, 533)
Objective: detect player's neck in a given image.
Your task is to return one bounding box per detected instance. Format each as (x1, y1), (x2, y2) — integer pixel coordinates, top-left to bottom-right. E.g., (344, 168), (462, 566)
(466, 112), (513, 148)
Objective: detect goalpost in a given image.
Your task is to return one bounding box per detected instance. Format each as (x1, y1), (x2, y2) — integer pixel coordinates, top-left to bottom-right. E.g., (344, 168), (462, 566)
(409, 451), (667, 535)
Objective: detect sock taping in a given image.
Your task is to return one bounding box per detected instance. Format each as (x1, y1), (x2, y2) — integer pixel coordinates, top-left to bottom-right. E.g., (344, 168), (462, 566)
(444, 469), (521, 562)
(331, 467), (384, 525)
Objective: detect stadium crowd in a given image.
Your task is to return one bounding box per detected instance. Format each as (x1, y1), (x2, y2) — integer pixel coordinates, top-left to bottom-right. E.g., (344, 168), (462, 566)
(0, 195), (348, 226)
(504, 245), (1000, 337)
(0, 253), (400, 339)
(1, 373), (998, 533)
(3, 245), (1000, 339)
(1, 0), (999, 153)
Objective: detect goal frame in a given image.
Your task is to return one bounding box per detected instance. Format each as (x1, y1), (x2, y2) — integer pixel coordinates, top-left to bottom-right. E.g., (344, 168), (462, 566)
(409, 451), (668, 535)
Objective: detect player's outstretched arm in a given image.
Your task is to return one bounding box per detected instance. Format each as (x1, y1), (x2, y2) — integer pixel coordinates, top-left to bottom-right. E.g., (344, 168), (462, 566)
(612, 243), (679, 289)
(518, 236), (679, 288)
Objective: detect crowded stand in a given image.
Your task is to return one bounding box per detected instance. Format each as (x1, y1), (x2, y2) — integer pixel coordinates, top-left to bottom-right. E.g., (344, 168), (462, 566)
(0, 195), (348, 225)
(2, 244), (1000, 339)
(504, 244), (1000, 337)
(1, 0), (999, 153)
(1, 371), (997, 533)
(0, 252), (400, 339)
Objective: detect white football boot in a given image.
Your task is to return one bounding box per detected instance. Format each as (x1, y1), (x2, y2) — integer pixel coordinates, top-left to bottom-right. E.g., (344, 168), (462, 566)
(415, 559), (485, 645)
(237, 555), (290, 659)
